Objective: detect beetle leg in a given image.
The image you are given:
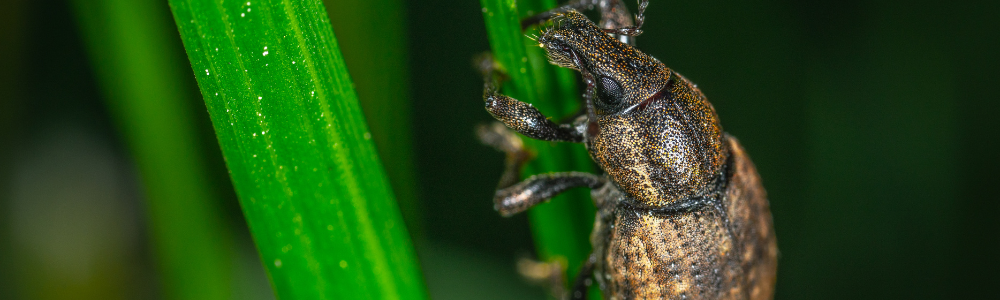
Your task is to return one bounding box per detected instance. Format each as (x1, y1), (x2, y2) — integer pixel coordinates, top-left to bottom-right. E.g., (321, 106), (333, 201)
(476, 122), (533, 189)
(515, 253), (598, 300)
(484, 93), (586, 142)
(568, 254), (598, 300)
(600, 0), (648, 37)
(493, 172), (604, 217)
(477, 54), (586, 143)
(517, 257), (568, 299)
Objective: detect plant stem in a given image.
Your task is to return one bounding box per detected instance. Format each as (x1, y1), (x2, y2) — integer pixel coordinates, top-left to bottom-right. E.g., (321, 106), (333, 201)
(167, 0), (428, 299)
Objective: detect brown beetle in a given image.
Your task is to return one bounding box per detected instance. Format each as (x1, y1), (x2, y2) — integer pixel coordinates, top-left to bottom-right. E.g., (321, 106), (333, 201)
(478, 1), (777, 299)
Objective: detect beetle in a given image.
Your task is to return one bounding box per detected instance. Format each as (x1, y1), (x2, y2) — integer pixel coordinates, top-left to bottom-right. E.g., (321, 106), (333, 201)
(476, 1), (778, 299)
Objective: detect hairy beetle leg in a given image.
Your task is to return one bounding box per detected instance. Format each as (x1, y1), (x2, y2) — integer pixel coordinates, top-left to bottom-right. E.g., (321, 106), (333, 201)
(493, 172), (604, 217)
(484, 93), (586, 142)
(476, 122), (533, 189)
(477, 53), (586, 143)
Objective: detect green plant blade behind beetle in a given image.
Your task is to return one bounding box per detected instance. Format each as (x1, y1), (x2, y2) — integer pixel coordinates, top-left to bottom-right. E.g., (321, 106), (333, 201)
(70, 0), (234, 299)
(480, 0), (598, 292)
(167, 0), (427, 299)
(323, 0), (423, 240)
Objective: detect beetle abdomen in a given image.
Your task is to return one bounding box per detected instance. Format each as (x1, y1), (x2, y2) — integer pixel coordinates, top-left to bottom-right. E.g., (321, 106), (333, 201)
(602, 135), (777, 300)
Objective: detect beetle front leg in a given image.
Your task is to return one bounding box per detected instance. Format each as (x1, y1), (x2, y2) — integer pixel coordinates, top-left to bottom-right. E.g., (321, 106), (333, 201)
(484, 93), (586, 142)
(478, 54), (586, 143)
(494, 172), (604, 217)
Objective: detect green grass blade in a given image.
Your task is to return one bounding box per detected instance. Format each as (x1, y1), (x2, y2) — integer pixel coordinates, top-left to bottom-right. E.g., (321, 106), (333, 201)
(480, 0), (598, 289)
(69, 0), (234, 299)
(167, 0), (427, 299)
(322, 0), (424, 240)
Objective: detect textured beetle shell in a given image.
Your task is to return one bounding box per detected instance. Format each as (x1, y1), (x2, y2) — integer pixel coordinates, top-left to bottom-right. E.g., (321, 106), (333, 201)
(540, 11), (726, 209)
(589, 71), (725, 209)
(593, 136), (776, 300)
(499, 9), (778, 299)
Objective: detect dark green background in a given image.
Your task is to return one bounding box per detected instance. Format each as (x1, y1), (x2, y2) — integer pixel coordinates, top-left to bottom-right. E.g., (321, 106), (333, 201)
(1, 0), (997, 299)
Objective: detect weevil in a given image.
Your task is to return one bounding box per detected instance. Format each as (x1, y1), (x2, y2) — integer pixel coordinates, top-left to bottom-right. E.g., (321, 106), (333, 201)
(476, 1), (777, 299)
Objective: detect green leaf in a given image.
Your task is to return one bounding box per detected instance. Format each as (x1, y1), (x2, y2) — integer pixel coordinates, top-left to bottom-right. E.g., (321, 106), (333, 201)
(70, 0), (234, 299)
(323, 0), (424, 240)
(167, 0), (427, 299)
(479, 0), (598, 291)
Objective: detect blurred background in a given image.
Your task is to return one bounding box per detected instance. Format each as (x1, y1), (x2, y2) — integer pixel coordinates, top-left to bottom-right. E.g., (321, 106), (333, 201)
(1, 0), (997, 299)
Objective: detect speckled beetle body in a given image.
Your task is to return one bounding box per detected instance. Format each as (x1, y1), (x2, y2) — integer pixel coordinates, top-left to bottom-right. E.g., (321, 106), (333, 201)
(477, 1), (777, 299)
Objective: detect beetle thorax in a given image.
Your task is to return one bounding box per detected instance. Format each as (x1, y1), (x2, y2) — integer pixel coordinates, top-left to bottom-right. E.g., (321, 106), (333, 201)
(587, 72), (725, 209)
(537, 10), (726, 208)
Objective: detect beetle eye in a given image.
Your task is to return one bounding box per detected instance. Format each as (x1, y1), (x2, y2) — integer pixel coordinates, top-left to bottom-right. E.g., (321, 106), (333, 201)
(596, 76), (624, 109)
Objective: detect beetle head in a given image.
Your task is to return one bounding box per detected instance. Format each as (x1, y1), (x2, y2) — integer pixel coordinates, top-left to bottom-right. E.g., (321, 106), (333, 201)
(537, 10), (668, 116)
(538, 10), (726, 208)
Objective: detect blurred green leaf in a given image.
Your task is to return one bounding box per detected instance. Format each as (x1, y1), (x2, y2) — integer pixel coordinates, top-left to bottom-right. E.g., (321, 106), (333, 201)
(70, 0), (234, 299)
(167, 0), (427, 299)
